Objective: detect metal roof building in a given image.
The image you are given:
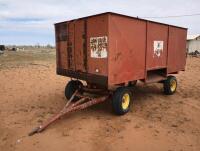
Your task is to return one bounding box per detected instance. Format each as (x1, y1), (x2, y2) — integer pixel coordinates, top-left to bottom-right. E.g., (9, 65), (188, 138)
(187, 34), (200, 53)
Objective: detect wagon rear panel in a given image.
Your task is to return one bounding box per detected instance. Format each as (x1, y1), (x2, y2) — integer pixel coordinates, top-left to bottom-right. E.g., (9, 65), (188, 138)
(167, 27), (187, 73)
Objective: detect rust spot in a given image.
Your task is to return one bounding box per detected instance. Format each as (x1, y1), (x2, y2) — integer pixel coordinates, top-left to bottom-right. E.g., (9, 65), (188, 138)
(114, 52), (122, 61)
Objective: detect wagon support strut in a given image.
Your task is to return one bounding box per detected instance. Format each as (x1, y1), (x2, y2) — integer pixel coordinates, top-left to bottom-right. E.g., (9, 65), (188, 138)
(28, 90), (109, 136)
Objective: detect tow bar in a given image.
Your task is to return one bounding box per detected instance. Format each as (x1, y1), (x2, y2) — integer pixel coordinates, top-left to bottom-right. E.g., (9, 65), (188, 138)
(28, 90), (109, 136)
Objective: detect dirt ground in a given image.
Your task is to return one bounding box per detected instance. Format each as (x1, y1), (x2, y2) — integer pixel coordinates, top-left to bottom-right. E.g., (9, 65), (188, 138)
(0, 50), (200, 151)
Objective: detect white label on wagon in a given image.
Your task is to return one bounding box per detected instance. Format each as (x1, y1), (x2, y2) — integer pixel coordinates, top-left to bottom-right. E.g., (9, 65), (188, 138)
(90, 36), (108, 58)
(153, 41), (164, 57)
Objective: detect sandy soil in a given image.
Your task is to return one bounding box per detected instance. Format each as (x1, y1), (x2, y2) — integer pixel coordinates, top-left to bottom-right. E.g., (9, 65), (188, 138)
(0, 52), (200, 151)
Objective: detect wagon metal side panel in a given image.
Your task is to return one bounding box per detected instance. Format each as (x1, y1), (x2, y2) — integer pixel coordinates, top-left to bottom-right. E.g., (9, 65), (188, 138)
(58, 42), (68, 69)
(167, 27), (187, 73)
(87, 15), (109, 76)
(146, 22), (168, 70)
(108, 14), (146, 85)
(55, 23), (68, 69)
(67, 22), (76, 70)
(74, 20), (87, 72)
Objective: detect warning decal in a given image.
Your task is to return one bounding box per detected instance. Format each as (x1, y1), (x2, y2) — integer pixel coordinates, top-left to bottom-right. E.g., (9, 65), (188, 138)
(153, 41), (164, 57)
(90, 36), (108, 58)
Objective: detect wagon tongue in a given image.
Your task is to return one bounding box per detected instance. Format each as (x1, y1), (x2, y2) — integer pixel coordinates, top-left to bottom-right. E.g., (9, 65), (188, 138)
(28, 127), (41, 136)
(28, 91), (109, 136)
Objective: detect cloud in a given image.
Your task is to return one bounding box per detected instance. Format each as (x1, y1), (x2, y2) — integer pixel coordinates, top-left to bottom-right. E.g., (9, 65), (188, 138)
(0, 0), (200, 45)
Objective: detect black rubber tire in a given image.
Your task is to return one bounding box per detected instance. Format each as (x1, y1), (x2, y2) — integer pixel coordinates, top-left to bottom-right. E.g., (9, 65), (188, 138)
(163, 76), (177, 95)
(112, 87), (132, 115)
(65, 80), (83, 101)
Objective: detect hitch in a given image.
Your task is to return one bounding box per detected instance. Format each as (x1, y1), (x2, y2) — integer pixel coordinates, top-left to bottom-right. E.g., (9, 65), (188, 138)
(29, 90), (109, 136)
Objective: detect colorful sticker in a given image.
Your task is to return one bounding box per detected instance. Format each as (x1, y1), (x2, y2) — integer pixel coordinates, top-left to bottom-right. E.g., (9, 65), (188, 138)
(153, 41), (164, 57)
(90, 36), (108, 58)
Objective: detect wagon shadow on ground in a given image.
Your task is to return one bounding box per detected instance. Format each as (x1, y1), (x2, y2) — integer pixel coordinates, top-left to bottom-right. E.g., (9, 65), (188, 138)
(33, 82), (169, 133)
(89, 83), (166, 114)
(42, 82), (164, 116)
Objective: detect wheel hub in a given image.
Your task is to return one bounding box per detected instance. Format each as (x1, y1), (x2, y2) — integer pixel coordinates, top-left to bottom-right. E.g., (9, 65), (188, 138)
(122, 93), (130, 110)
(170, 80), (177, 92)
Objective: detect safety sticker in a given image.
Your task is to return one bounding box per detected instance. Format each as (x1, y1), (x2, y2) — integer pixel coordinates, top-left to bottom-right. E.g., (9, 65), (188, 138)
(153, 41), (164, 57)
(90, 36), (108, 58)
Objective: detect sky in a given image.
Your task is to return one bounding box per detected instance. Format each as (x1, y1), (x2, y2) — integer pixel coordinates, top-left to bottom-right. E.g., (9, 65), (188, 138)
(0, 0), (200, 45)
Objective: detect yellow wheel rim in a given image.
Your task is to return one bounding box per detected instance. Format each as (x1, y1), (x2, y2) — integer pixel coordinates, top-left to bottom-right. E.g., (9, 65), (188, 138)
(122, 93), (130, 110)
(170, 80), (177, 92)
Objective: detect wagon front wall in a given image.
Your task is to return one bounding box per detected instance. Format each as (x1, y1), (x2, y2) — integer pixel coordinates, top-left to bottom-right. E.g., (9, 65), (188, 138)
(55, 14), (109, 86)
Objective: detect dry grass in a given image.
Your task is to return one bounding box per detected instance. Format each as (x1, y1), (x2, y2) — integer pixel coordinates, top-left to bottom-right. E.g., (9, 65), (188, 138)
(0, 49), (55, 69)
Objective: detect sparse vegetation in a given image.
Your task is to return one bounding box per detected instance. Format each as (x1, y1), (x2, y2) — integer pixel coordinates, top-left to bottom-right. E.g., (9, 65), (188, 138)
(0, 48), (55, 69)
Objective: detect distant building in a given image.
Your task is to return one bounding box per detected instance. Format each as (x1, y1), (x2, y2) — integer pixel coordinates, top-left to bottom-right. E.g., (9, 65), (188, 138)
(0, 45), (5, 51)
(187, 34), (200, 53)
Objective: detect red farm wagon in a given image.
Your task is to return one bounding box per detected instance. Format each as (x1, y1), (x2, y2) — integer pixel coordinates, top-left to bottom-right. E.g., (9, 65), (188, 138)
(29, 12), (187, 135)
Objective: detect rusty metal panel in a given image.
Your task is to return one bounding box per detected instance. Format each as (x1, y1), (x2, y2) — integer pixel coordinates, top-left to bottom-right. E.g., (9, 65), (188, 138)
(59, 41), (68, 69)
(67, 22), (75, 70)
(167, 27), (187, 73)
(55, 43), (60, 68)
(55, 24), (61, 68)
(146, 22), (168, 70)
(108, 14), (146, 85)
(55, 23), (68, 69)
(87, 14), (108, 76)
(74, 20), (87, 72)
